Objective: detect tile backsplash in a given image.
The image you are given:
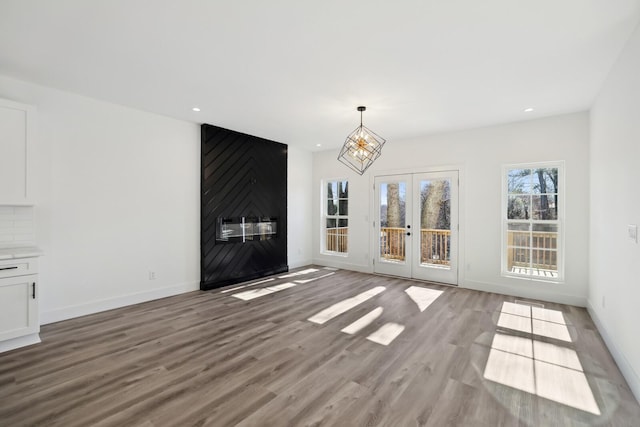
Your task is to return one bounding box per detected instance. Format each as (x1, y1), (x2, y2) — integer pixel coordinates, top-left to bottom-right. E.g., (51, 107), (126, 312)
(0, 205), (35, 247)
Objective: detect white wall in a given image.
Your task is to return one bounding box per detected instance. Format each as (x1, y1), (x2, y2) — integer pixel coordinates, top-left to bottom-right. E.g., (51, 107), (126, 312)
(0, 75), (201, 323)
(288, 145), (313, 268)
(0, 74), (313, 324)
(589, 22), (640, 401)
(313, 112), (590, 306)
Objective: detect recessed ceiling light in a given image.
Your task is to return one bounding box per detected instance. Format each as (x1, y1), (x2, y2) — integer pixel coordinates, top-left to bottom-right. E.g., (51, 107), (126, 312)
(316, 144), (322, 147)
(192, 107), (201, 112)
(524, 107), (534, 112)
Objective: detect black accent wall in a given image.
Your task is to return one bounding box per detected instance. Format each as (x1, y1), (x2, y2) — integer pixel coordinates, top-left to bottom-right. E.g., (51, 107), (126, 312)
(201, 124), (288, 290)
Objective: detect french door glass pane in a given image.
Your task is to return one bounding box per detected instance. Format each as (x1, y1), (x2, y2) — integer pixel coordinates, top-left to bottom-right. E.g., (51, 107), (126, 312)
(379, 181), (406, 261)
(419, 178), (451, 267)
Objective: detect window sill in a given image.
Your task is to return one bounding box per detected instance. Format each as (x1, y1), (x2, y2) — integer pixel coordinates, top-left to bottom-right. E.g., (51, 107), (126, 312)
(321, 251), (349, 258)
(501, 272), (564, 285)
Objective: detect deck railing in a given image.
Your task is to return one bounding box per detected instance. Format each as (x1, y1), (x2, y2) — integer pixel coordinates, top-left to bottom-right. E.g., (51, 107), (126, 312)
(507, 231), (557, 270)
(420, 229), (450, 265)
(336, 227), (557, 271)
(379, 227), (451, 265)
(379, 227), (406, 260)
(326, 227), (348, 253)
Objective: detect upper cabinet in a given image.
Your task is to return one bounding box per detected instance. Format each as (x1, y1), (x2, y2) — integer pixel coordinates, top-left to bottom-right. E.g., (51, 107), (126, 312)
(0, 99), (36, 204)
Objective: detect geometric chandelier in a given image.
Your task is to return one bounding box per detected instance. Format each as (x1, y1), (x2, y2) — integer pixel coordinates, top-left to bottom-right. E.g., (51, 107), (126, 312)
(337, 106), (386, 175)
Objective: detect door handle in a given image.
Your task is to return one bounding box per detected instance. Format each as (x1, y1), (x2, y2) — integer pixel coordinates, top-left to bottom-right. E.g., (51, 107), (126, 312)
(32, 283), (36, 299)
(0, 266), (18, 271)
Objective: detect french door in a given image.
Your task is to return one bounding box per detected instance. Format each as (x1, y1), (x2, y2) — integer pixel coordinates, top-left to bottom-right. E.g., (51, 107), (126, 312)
(373, 171), (458, 285)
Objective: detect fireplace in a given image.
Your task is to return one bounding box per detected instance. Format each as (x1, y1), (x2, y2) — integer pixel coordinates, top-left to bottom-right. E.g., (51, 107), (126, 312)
(200, 124), (288, 290)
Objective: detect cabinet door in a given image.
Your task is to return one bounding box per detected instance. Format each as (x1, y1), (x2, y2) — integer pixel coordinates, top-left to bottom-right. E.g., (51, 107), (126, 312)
(0, 99), (34, 203)
(0, 275), (39, 341)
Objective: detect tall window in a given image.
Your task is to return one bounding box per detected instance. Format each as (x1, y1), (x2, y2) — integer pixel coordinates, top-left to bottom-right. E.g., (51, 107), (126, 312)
(324, 179), (348, 254)
(503, 163), (563, 281)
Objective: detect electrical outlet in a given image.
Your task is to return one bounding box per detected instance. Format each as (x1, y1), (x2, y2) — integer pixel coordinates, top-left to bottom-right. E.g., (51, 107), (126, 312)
(149, 271), (156, 280)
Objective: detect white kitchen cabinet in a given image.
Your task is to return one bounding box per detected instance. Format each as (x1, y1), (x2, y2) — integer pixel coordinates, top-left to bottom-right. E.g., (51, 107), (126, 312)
(0, 256), (40, 352)
(0, 98), (36, 204)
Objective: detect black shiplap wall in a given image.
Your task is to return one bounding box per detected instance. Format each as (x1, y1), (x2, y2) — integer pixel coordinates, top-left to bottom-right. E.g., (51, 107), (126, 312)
(201, 124), (288, 290)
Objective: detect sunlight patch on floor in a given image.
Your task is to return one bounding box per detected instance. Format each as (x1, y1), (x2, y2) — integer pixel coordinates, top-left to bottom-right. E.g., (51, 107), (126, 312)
(484, 345), (536, 394)
(231, 282), (297, 301)
(221, 278), (275, 294)
(404, 286), (443, 312)
(498, 301), (571, 342)
(307, 286), (386, 324)
(367, 323), (405, 346)
(279, 268), (319, 278)
(497, 312), (532, 334)
(341, 307), (383, 335)
(484, 302), (601, 416)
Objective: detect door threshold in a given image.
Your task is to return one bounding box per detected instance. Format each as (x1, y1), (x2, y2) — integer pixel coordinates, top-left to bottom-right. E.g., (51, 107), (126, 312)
(372, 272), (458, 288)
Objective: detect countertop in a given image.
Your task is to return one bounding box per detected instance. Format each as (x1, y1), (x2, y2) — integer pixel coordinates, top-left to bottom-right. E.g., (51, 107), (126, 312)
(0, 246), (44, 260)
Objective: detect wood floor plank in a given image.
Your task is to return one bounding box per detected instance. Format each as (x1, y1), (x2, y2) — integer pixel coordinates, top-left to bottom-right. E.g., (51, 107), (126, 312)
(0, 266), (639, 426)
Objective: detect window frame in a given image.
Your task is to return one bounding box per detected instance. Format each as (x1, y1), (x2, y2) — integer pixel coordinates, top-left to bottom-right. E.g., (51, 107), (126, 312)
(501, 161), (565, 283)
(321, 178), (349, 256)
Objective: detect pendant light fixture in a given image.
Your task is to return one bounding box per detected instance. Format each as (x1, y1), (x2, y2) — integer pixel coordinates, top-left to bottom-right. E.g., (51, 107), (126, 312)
(337, 106), (386, 175)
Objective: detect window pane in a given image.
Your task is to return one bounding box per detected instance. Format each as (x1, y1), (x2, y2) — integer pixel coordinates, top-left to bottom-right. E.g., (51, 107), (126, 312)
(339, 180), (348, 198)
(327, 182), (337, 199)
(338, 199), (348, 216)
(532, 168), (558, 194)
(508, 195), (530, 219)
(508, 169), (531, 194)
(508, 222), (530, 248)
(532, 195), (557, 220)
(533, 224), (558, 249)
(508, 247), (530, 271)
(531, 249), (557, 272)
(338, 218), (348, 227)
(507, 220), (531, 273)
(326, 218), (336, 228)
(327, 198), (337, 215)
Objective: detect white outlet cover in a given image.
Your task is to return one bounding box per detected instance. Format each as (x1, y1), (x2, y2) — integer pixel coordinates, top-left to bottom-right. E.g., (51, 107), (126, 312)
(628, 224), (638, 243)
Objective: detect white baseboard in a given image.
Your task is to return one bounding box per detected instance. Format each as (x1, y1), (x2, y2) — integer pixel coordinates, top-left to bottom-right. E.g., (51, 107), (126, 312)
(41, 281), (200, 325)
(587, 299), (640, 404)
(461, 279), (587, 307)
(0, 333), (41, 353)
(312, 257), (372, 273)
(289, 258), (314, 269)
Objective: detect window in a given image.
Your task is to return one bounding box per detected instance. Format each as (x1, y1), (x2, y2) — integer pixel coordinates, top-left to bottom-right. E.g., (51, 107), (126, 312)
(323, 179), (348, 254)
(503, 163), (563, 281)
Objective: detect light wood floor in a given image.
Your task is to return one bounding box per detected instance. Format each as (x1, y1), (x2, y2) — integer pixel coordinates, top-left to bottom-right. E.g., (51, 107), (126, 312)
(1, 267), (639, 426)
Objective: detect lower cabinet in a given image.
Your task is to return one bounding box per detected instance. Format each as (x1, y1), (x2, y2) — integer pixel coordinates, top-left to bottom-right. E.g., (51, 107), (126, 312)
(0, 257), (40, 352)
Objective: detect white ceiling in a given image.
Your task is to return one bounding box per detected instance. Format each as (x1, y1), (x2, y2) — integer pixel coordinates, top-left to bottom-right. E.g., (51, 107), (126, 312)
(1, 1), (639, 151)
